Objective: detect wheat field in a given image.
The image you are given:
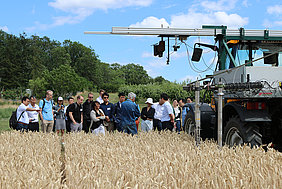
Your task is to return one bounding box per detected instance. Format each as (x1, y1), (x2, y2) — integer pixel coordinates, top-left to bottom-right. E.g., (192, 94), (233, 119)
(0, 131), (281, 188)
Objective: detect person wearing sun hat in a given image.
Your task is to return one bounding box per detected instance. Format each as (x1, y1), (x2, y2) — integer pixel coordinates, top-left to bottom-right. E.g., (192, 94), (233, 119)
(141, 98), (155, 132)
(53, 96), (66, 136)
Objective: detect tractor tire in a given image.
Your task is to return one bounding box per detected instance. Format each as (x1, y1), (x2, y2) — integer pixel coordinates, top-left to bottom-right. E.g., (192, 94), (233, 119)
(184, 111), (196, 136)
(223, 116), (262, 148)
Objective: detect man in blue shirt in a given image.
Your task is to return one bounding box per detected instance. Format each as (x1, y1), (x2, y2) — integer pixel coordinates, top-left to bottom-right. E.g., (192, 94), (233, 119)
(120, 92), (141, 135)
(39, 90), (54, 133)
(100, 92), (115, 132)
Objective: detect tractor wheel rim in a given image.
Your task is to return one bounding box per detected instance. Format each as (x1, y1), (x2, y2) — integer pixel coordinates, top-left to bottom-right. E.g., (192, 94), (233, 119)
(187, 119), (195, 136)
(226, 127), (243, 146)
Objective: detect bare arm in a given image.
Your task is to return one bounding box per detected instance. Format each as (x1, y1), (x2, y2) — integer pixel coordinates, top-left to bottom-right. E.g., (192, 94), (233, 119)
(69, 112), (76, 124)
(39, 108), (43, 120)
(169, 113), (175, 123)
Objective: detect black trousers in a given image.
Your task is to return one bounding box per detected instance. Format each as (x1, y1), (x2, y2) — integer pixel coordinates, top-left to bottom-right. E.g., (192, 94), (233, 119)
(66, 120), (71, 133)
(28, 122), (39, 132)
(83, 119), (91, 133)
(161, 121), (174, 131)
(153, 119), (162, 131)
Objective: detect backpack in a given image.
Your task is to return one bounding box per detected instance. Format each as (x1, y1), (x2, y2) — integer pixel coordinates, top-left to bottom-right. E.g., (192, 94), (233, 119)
(9, 109), (25, 130)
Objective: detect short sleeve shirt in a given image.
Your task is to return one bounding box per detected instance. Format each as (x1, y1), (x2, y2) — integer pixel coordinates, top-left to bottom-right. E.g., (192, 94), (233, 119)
(68, 103), (83, 123)
(161, 101), (173, 122)
(17, 103), (29, 124)
(27, 104), (39, 123)
(39, 99), (54, 121)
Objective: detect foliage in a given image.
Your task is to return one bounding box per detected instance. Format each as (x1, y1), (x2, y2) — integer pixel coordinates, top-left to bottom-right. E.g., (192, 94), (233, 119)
(121, 63), (151, 85)
(119, 82), (193, 102)
(0, 30), (192, 99)
(2, 88), (27, 100)
(29, 64), (92, 98)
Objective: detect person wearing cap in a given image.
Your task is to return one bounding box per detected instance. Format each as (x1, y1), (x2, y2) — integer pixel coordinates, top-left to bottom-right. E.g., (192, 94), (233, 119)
(141, 98), (155, 132)
(53, 96), (66, 136)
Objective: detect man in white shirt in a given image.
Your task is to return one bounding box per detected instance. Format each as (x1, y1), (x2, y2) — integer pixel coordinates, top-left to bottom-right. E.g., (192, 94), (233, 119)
(27, 96), (40, 132)
(159, 93), (174, 131)
(17, 96), (40, 132)
(96, 89), (105, 104)
(152, 99), (164, 131)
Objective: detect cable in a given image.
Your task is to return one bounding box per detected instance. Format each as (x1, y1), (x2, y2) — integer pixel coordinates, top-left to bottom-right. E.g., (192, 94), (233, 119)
(182, 41), (216, 73)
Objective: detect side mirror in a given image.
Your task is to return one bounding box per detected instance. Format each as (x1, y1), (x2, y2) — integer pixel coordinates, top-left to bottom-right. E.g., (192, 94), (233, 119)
(191, 47), (203, 62)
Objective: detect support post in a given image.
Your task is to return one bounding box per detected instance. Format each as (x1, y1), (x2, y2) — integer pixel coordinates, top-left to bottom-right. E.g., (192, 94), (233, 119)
(195, 80), (201, 146)
(217, 80), (224, 147)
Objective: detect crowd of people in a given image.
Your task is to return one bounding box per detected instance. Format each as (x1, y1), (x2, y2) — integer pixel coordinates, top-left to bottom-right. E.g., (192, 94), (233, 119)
(16, 89), (193, 135)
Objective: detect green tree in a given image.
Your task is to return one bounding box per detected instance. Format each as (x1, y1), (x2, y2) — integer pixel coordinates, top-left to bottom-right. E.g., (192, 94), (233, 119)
(29, 64), (92, 98)
(121, 63), (151, 85)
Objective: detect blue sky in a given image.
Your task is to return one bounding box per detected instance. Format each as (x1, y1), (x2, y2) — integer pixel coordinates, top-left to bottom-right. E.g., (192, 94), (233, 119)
(1, 0), (282, 82)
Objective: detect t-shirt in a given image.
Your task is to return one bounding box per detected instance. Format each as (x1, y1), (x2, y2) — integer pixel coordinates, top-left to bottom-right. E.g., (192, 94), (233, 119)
(68, 103), (83, 123)
(96, 96), (104, 104)
(17, 103), (29, 124)
(27, 104), (39, 123)
(161, 101), (173, 122)
(39, 99), (54, 121)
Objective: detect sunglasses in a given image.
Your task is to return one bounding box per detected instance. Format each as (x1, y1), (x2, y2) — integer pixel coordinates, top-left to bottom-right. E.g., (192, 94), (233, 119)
(89, 97), (94, 98)
(103, 97), (109, 99)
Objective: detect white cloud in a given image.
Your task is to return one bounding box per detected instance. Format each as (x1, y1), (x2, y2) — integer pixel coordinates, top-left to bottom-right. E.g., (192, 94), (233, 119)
(48, 0), (152, 12)
(263, 19), (282, 28)
(28, 0), (153, 31)
(200, 0), (238, 11)
(130, 16), (169, 28)
(0, 26), (9, 32)
(267, 5), (282, 15)
(170, 10), (248, 29)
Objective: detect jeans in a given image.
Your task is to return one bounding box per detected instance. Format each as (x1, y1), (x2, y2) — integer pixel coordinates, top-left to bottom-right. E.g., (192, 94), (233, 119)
(17, 123), (28, 132)
(122, 124), (137, 135)
(115, 122), (123, 132)
(175, 120), (181, 133)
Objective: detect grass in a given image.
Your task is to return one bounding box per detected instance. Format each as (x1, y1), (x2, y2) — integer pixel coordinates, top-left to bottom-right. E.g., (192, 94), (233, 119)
(0, 108), (14, 132)
(0, 118), (10, 132)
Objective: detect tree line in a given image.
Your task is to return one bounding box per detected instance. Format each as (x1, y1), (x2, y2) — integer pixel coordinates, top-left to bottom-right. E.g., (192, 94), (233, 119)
(0, 30), (173, 99)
